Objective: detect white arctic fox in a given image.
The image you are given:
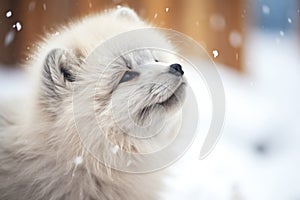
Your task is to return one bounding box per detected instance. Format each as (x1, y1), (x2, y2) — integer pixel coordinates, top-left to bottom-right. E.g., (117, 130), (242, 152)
(0, 7), (186, 200)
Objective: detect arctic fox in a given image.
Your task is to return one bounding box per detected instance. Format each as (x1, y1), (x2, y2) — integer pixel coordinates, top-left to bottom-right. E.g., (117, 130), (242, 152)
(0, 7), (186, 200)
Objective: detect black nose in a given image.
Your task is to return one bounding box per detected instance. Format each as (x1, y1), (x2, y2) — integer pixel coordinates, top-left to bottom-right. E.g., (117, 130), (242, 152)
(169, 63), (184, 76)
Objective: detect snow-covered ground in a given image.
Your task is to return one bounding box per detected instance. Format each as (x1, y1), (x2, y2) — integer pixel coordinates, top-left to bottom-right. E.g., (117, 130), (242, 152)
(0, 30), (299, 200)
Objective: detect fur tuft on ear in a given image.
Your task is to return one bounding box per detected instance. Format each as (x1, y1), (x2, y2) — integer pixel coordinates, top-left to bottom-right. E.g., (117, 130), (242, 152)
(114, 7), (140, 21)
(41, 48), (80, 102)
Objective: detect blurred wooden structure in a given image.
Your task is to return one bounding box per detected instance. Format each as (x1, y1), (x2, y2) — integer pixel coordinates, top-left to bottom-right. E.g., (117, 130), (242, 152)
(0, 0), (245, 71)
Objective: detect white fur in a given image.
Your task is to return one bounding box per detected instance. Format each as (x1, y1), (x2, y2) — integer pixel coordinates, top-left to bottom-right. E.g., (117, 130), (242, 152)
(0, 7), (186, 200)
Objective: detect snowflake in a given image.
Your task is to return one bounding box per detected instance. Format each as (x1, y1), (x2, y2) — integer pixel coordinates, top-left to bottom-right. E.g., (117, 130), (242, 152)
(279, 31), (284, 37)
(212, 50), (219, 58)
(6, 10), (12, 18)
(262, 5), (270, 15)
(13, 22), (22, 31)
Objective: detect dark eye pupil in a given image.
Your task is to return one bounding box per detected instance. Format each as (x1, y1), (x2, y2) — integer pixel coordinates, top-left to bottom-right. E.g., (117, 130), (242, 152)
(119, 71), (139, 84)
(155, 59), (159, 62)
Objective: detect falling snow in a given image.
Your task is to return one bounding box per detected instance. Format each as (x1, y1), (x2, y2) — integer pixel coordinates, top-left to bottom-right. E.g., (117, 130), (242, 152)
(154, 13), (158, 19)
(6, 10), (12, 18)
(209, 14), (226, 31)
(74, 156), (83, 165)
(16, 22), (22, 31)
(43, 3), (47, 11)
(1, 29), (300, 200)
(279, 31), (284, 37)
(212, 50), (219, 58)
(262, 5), (270, 15)
(4, 31), (15, 47)
(28, 1), (36, 11)
(165, 7), (170, 13)
(13, 22), (22, 31)
(288, 18), (292, 23)
(229, 30), (242, 48)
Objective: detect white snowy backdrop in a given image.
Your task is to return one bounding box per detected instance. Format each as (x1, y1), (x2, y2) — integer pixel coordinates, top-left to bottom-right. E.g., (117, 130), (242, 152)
(1, 1), (300, 200)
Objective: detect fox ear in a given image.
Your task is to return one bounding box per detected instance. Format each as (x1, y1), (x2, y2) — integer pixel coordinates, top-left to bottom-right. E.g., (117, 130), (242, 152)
(41, 49), (79, 99)
(114, 7), (140, 21)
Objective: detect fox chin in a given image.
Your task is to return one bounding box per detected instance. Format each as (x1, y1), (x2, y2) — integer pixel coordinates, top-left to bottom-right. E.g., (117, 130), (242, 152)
(0, 7), (186, 200)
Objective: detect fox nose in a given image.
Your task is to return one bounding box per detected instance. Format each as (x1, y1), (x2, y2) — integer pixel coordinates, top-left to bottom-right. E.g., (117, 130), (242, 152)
(169, 63), (184, 76)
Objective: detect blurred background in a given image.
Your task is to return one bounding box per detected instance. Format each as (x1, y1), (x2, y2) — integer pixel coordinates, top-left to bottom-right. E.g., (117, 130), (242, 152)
(0, 0), (300, 199)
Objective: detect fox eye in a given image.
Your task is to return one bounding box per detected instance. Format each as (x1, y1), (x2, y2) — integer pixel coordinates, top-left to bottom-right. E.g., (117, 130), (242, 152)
(154, 59), (159, 62)
(119, 71), (139, 83)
